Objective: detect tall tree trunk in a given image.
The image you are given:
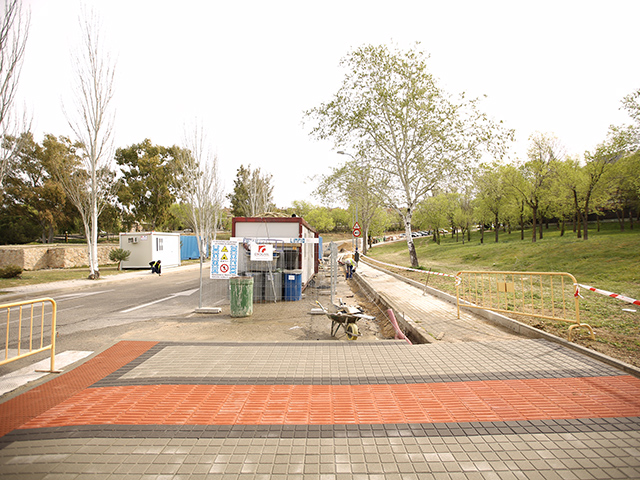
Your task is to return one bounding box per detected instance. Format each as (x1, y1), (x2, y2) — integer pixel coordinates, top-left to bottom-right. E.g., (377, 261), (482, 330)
(531, 206), (537, 242)
(539, 216), (543, 240)
(402, 215), (419, 267)
(560, 217), (565, 236)
(480, 224), (484, 244)
(616, 209), (625, 231)
(582, 197), (590, 240)
(494, 214), (499, 243)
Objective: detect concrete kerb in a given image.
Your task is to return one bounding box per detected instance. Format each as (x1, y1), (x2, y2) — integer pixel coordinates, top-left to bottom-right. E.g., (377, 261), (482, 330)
(358, 258), (640, 378)
(0, 262), (203, 302)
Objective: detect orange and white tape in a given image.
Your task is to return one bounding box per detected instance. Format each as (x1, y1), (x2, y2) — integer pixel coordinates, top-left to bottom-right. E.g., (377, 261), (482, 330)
(575, 283), (640, 307)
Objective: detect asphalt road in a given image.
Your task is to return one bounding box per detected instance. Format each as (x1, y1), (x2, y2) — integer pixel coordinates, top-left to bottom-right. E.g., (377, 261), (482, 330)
(0, 265), (205, 373)
(0, 263), (381, 380)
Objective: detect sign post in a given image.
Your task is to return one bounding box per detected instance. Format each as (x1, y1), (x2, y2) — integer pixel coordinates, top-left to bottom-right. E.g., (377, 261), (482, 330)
(352, 222), (361, 250)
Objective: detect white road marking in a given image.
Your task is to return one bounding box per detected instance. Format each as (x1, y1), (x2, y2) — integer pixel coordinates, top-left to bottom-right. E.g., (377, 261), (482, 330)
(119, 288), (199, 313)
(55, 290), (114, 301)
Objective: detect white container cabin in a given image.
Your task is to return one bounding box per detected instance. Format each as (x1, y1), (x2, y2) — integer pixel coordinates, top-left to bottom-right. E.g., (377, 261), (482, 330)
(118, 232), (181, 269)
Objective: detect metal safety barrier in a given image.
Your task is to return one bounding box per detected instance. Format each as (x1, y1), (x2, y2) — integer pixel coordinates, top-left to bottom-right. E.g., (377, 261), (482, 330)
(455, 271), (594, 341)
(0, 297), (58, 372)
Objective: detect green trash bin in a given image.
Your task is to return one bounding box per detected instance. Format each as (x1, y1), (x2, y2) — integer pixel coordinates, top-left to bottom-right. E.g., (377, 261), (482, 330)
(230, 276), (253, 317)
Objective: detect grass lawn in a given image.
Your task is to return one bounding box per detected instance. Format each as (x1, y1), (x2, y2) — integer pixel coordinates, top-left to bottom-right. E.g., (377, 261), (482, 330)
(366, 221), (640, 368)
(0, 265), (129, 292)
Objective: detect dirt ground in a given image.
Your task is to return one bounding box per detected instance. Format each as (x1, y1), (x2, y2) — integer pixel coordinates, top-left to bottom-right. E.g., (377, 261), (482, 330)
(107, 263), (393, 346)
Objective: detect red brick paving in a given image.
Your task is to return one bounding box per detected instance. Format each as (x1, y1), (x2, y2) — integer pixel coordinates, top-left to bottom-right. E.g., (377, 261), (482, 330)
(0, 341), (157, 436)
(17, 375), (640, 428)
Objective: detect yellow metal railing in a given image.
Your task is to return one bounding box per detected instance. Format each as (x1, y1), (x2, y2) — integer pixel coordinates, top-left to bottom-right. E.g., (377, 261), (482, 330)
(455, 271), (594, 341)
(0, 298), (58, 372)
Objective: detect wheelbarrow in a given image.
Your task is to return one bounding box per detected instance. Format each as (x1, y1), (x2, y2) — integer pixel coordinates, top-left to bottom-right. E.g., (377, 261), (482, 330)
(316, 300), (375, 341)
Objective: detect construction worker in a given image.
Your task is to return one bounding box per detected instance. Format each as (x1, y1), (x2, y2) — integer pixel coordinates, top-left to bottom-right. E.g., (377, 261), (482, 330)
(149, 259), (162, 276)
(345, 257), (356, 279)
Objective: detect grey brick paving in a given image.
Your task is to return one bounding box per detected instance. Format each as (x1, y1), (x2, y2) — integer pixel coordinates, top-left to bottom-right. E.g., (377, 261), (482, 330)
(92, 339), (622, 388)
(1, 427), (639, 479)
(1, 419), (638, 479)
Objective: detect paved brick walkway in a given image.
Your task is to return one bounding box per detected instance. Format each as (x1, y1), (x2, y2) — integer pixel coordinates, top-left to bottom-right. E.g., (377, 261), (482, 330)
(355, 261), (521, 343)
(1, 339), (639, 479)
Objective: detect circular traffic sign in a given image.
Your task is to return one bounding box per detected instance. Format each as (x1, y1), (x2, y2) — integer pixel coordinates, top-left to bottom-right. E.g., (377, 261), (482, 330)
(220, 263), (229, 273)
(353, 228), (361, 238)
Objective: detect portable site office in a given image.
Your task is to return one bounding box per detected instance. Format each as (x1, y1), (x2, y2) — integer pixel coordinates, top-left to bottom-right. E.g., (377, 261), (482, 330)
(118, 232), (181, 269)
(230, 217), (320, 302)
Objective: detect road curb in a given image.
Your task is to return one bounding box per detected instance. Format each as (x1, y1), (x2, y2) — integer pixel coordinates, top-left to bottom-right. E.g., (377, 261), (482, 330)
(0, 263), (203, 302)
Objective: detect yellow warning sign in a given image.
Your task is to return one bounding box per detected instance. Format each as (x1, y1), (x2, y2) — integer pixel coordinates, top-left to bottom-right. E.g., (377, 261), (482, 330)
(221, 254), (228, 261)
(221, 246), (229, 252)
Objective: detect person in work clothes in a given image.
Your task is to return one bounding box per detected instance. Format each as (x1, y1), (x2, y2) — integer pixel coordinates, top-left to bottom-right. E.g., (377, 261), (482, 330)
(345, 257), (356, 279)
(149, 260), (161, 275)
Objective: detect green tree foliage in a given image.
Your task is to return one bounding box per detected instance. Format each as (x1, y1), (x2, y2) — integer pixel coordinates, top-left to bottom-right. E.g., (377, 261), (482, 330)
(474, 162), (509, 243)
(0, 133), (78, 244)
(304, 207), (335, 233)
(115, 139), (182, 230)
(330, 208), (351, 232)
(306, 43), (512, 266)
(506, 133), (561, 242)
(227, 164), (274, 217)
(288, 200), (312, 218)
(315, 154), (382, 253)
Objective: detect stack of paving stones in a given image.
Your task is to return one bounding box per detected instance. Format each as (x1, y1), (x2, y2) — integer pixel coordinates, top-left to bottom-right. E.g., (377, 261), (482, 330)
(0, 339), (639, 479)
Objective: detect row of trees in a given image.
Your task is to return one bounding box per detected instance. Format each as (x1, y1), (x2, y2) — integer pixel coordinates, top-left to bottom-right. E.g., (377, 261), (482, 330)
(0, 134), (226, 241)
(416, 132), (639, 245)
(0, 2), (225, 280)
(306, 43), (640, 266)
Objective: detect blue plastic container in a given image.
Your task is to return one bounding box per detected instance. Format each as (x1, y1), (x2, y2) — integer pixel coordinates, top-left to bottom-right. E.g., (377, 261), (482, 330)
(284, 269), (303, 301)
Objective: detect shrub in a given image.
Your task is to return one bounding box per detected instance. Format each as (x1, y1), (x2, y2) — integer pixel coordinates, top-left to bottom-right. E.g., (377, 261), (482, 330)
(0, 265), (23, 279)
(108, 248), (131, 271)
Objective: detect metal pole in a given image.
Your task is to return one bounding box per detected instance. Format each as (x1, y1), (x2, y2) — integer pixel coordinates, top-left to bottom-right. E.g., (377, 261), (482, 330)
(330, 242), (337, 306)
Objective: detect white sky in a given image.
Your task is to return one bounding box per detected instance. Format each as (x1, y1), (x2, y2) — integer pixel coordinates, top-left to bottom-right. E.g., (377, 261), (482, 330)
(17, 0), (640, 208)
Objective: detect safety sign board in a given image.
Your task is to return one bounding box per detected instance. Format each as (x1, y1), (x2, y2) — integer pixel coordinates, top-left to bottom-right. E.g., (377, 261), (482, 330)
(210, 240), (239, 279)
(352, 222), (361, 238)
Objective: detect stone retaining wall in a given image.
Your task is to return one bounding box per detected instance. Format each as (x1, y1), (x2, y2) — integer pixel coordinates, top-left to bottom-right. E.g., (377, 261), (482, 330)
(0, 244), (119, 270)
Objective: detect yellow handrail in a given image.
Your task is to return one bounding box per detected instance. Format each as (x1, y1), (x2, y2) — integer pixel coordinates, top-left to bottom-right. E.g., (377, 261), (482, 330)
(456, 271), (593, 341)
(0, 298), (58, 372)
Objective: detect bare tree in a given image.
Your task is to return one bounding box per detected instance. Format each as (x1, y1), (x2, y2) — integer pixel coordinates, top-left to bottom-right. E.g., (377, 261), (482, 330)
(177, 124), (224, 308)
(62, 7), (117, 279)
(0, 0), (30, 191)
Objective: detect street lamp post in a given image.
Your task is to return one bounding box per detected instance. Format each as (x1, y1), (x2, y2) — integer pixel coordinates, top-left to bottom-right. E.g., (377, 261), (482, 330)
(337, 151), (358, 251)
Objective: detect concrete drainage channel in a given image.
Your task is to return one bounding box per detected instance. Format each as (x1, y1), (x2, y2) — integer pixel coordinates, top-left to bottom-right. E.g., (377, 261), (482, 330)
(351, 267), (430, 345)
(354, 259), (640, 377)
